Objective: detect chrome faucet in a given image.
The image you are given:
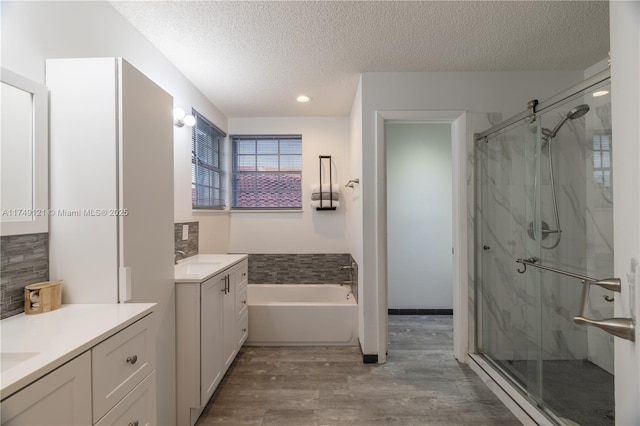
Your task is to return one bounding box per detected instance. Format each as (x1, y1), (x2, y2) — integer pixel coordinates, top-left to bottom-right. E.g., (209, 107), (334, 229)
(339, 263), (356, 287)
(174, 250), (187, 264)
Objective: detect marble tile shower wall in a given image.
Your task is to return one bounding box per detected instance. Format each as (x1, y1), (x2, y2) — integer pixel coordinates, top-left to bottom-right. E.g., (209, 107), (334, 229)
(1, 233), (49, 319)
(248, 253), (354, 286)
(174, 222), (199, 258)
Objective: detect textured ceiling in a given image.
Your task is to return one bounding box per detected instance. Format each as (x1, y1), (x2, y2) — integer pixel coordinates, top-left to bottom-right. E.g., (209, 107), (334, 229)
(110, 1), (609, 117)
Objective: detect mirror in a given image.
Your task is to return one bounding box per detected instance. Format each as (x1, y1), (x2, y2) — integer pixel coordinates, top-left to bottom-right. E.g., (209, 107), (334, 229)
(1, 68), (48, 235)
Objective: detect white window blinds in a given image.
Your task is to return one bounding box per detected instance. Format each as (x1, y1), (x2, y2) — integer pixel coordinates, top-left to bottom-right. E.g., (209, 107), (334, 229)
(192, 111), (226, 209)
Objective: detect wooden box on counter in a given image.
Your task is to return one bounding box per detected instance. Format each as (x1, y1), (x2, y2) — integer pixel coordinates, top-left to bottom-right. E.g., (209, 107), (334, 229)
(24, 281), (62, 314)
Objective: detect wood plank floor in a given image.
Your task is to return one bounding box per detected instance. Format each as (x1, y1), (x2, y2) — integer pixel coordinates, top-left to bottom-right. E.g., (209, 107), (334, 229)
(196, 315), (520, 425)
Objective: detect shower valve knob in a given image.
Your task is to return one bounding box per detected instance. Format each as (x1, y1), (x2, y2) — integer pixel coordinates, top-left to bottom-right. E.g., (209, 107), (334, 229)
(483, 245), (490, 251)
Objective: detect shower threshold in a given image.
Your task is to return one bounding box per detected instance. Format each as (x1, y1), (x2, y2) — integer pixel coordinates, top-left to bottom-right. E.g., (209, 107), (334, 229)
(467, 354), (614, 426)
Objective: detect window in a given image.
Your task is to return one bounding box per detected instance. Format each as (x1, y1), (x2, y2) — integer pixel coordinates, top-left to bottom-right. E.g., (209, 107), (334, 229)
(192, 111), (226, 209)
(593, 132), (612, 188)
(232, 135), (302, 209)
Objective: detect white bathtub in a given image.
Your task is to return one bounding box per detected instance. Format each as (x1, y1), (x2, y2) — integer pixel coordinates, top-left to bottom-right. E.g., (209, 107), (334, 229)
(246, 284), (358, 346)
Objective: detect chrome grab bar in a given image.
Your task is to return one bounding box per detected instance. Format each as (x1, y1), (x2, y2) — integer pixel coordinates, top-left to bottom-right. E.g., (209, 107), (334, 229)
(516, 257), (621, 292)
(515, 257), (635, 342)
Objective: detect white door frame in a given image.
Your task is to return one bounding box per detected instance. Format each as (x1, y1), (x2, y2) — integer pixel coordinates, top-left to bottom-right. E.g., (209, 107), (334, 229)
(610, 2), (640, 423)
(375, 110), (468, 363)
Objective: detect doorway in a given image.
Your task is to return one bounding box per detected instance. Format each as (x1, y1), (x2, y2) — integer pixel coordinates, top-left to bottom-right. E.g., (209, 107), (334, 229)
(374, 110), (468, 364)
(385, 122), (453, 314)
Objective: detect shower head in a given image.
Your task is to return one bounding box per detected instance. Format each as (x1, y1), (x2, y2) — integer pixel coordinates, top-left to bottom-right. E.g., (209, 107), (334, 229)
(548, 104), (591, 139)
(566, 104), (590, 120)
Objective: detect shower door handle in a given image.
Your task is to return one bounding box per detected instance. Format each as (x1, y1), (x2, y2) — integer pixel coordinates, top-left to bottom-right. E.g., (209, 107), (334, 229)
(572, 279), (635, 342)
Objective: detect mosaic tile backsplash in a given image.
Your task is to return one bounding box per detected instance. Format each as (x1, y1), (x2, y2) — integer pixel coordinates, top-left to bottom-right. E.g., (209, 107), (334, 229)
(1, 233), (49, 319)
(248, 253), (354, 285)
(174, 222), (199, 258)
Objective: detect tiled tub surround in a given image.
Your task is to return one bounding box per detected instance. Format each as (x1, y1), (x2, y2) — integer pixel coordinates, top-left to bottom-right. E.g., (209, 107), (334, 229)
(1, 233), (49, 319)
(174, 221), (198, 258)
(247, 253), (354, 285)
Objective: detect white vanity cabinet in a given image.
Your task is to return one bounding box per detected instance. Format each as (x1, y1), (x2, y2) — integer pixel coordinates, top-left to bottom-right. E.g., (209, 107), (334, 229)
(1, 308), (156, 426)
(175, 258), (248, 426)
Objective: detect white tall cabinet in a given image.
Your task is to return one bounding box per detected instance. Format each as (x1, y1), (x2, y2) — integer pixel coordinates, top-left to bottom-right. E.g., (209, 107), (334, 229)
(46, 58), (176, 425)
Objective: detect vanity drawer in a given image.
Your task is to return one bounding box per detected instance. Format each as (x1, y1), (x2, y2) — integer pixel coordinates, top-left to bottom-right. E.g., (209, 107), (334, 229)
(95, 371), (156, 426)
(237, 286), (248, 317)
(92, 315), (155, 423)
(238, 268), (248, 288)
(238, 311), (248, 347)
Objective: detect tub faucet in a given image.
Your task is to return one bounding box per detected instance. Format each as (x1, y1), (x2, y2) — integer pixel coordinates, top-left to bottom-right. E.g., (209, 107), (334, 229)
(175, 250), (187, 264)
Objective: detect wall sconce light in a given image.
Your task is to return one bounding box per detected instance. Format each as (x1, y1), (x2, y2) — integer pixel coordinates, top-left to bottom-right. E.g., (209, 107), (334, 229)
(173, 108), (195, 127)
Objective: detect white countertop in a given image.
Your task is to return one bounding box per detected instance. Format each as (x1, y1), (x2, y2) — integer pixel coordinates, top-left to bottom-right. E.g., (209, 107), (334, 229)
(175, 254), (248, 283)
(0, 303), (155, 400)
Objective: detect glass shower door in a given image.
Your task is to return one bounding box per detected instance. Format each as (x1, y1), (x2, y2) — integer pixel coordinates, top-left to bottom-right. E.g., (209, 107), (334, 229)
(476, 78), (615, 426)
(535, 81), (614, 425)
(477, 118), (544, 404)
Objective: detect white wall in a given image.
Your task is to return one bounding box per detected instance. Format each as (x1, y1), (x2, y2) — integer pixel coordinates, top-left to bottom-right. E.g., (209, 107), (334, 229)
(348, 78), (365, 347)
(1, 2), (231, 423)
(357, 70), (584, 357)
(386, 123), (452, 309)
(1, 0), (230, 255)
(227, 117), (351, 254)
(610, 1), (640, 424)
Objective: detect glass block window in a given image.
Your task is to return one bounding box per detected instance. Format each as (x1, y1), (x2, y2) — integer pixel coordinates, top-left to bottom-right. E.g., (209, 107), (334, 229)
(192, 111), (226, 209)
(593, 133), (612, 188)
(232, 135), (302, 209)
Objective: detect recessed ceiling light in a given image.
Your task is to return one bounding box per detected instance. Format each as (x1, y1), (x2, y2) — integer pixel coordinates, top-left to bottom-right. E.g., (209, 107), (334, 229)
(593, 90), (609, 97)
(296, 95), (312, 103)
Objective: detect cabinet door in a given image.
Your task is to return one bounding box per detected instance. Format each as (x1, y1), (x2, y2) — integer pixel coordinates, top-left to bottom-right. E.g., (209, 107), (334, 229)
(46, 58), (119, 304)
(1, 352), (92, 426)
(200, 275), (224, 407)
(118, 58), (174, 304)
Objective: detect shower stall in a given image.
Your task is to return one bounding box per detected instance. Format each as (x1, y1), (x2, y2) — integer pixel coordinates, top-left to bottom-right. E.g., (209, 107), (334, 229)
(474, 70), (629, 425)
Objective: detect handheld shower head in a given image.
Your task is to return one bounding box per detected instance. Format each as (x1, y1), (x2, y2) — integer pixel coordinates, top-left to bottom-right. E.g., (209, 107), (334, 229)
(566, 104), (590, 120)
(548, 104), (590, 139)
(540, 104), (590, 148)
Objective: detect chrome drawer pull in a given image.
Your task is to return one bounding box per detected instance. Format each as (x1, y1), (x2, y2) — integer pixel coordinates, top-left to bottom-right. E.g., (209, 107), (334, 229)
(128, 421), (139, 426)
(126, 355), (138, 365)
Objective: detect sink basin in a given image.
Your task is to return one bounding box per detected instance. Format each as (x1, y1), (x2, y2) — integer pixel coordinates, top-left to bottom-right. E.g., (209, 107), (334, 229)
(175, 263), (220, 275)
(1, 352), (39, 373)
